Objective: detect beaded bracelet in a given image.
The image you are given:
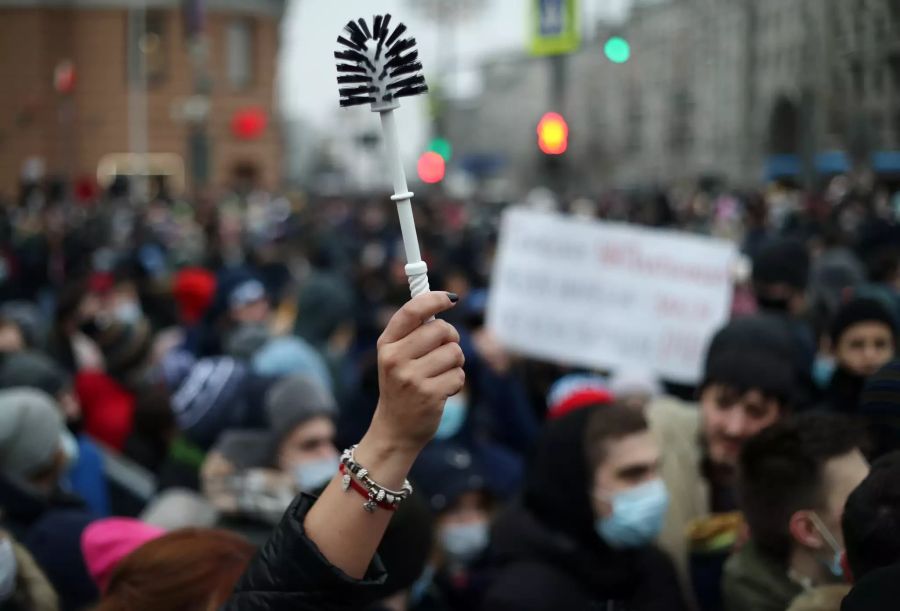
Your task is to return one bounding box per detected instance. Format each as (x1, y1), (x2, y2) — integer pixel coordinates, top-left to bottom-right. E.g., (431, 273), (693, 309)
(340, 445), (413, 513)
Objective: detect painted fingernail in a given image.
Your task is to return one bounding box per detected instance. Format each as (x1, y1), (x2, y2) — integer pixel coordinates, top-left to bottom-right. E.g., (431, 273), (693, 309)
(447, 292), (459, 304)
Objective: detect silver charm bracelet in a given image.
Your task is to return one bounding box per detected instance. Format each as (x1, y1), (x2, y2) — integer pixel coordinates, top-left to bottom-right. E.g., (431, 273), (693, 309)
(340, 445), (414, 513)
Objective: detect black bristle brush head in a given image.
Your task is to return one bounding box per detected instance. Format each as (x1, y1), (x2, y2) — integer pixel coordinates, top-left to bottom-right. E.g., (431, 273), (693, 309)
(335, 14), (428, 108)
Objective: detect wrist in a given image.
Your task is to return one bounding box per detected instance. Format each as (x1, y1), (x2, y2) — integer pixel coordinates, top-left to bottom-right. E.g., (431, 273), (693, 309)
(354, 417), (421, 491)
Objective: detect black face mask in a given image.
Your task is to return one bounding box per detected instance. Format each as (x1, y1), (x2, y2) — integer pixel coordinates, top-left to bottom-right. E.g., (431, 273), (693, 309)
(756, 296), (791, 312)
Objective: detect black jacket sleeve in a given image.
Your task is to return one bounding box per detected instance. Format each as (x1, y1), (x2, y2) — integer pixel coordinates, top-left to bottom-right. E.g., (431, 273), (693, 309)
(223, 494), (388, 611)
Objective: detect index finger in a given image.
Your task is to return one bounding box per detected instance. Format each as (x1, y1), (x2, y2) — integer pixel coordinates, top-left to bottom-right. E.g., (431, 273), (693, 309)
(379, 292), (458, 345)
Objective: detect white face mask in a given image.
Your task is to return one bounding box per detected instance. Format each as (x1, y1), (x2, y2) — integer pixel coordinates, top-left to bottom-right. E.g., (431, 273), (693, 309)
(292, 455), (339, 493)
(439, 520), (490, 564)
(0, 537), (17, 602)
(114, 301), (142, 324)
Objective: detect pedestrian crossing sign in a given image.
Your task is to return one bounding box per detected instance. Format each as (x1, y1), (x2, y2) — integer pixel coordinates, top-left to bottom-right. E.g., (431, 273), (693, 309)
(530, 0), (580, 56)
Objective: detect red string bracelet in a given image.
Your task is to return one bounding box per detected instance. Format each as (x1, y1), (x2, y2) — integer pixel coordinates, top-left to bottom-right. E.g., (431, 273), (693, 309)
(339, 463), (397, 512)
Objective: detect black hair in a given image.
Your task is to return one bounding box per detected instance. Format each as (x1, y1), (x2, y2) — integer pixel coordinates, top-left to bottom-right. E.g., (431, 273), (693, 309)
(842, 451), (900, 579)
(584, 404), (650, 472)
(737, 413), (866, 564)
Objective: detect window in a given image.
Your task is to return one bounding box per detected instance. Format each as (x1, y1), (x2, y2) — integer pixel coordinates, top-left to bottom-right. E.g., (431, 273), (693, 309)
(226, 18), (255, 90)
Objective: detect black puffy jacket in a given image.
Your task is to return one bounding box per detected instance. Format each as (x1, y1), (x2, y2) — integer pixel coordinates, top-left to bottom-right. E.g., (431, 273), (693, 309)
(223, 494), (387, 610)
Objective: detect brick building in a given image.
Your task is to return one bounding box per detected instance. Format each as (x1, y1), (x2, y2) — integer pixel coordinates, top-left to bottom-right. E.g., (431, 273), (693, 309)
(0, 0), (285, 198)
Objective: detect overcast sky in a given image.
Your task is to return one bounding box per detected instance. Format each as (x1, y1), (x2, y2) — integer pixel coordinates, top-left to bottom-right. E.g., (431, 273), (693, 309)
(277, 0), (633, 159)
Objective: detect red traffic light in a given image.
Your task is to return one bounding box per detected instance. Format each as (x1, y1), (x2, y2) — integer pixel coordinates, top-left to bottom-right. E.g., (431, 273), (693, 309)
(417, 151), (446, 184)
(537, 112), (568, 155)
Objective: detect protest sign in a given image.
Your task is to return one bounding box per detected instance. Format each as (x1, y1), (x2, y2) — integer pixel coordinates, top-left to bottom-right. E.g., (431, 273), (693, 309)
(487, 207), (738, 384)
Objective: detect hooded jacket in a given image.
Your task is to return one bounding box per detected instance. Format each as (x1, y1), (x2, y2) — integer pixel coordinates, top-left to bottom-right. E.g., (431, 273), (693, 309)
(483, 408), (686, 611)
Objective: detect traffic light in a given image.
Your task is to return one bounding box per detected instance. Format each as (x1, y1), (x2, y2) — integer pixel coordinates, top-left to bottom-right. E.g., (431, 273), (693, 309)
(604, 36), (631, 64)
(537, 112), (568, 155)
(417, 151), (446, 184)
(427, 137), (453, 161)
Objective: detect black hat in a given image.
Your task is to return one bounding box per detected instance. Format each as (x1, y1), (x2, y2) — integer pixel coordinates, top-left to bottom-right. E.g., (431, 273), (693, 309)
(841, 564), (900, 611)
(411, 443), (494, 514)
(831, 297), (897, 346)
(703, 315), (797, 402)
(752, 237), (810, 290)
(81, 317), (152, 381)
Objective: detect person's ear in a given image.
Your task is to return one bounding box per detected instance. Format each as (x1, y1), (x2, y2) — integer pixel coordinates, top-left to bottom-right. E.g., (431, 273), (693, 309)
(789, 510), (824, 550)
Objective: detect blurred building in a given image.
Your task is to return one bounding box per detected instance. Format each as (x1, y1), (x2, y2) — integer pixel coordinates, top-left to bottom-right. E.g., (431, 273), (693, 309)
(446, 0), (900, 190)
(0, 0), (285, 198)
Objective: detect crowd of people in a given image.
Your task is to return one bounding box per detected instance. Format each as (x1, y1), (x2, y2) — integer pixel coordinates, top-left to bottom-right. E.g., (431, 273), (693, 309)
(0, 174), (899, 611)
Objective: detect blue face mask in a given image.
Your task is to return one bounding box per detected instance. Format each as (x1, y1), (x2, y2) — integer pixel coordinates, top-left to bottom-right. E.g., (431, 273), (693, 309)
(292, 455), (339, 493)
(435, 395), (468, 440)
(810, 513), (844, 580)
(440, 520), (490, 564)
(0, 537), (16, 602)
(812, 356), (836, 389)
(409, 564), (437, 606)
(595, 479), (669, 549)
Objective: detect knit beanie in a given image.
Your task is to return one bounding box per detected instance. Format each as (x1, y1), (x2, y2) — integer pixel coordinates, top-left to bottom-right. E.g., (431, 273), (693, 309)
(0, 388), (63, 480)
(0, 301), (47, 348)
(265, 373), (337, 442)
(610, 368), (663, 399)
(170, 357), (248, 450)
(831, 297), (897, 346)
(752, 237), (810, 290)
(251, 336), (332, 392)
(703, 314), (797, 402)
(0, 350), (70, 397)
(172, 268), (216, 326)
(80, 518), (165, 593)
(546, 374), (614, 420)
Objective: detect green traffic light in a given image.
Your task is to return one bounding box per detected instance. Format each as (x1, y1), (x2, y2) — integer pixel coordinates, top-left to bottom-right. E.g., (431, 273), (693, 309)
(428, 137), (453, 162)
(604, 36), (631, 64)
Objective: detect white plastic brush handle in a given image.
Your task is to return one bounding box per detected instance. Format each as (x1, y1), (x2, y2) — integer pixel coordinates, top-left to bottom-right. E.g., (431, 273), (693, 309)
(379, 108), (431, 298)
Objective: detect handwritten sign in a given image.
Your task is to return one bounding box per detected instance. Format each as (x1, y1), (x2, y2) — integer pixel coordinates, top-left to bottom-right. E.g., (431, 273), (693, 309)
(487, 207), (737, 384)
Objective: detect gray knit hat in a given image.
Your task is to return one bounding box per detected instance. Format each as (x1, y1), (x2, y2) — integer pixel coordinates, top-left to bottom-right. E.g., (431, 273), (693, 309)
(0, 388), (63, 480)
(0, 350), (70, 397)
(265, 373), (337, 440)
